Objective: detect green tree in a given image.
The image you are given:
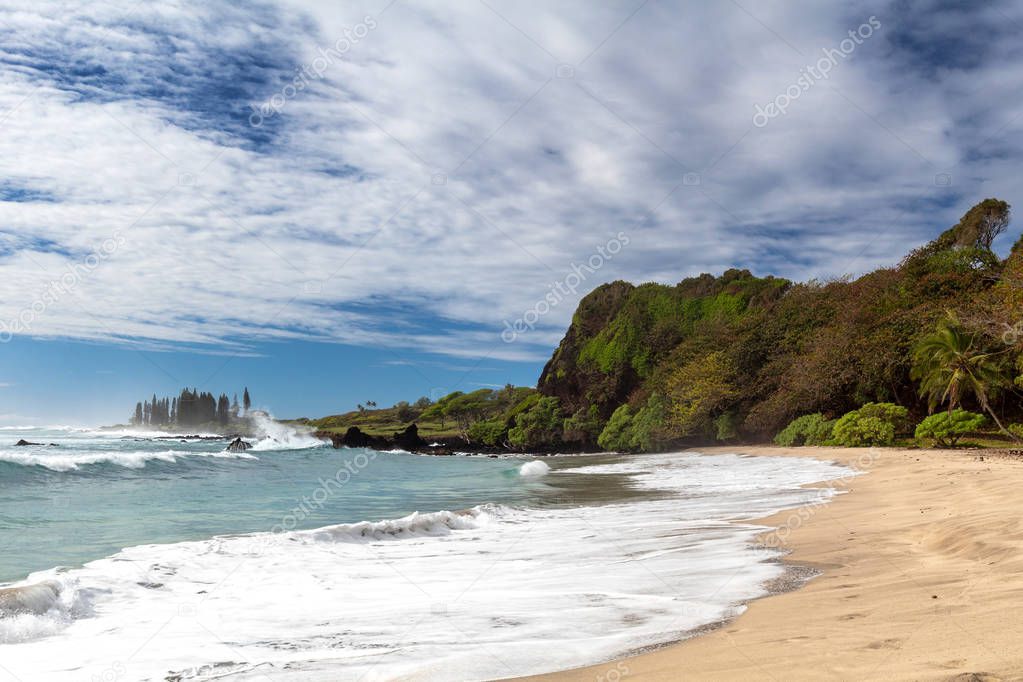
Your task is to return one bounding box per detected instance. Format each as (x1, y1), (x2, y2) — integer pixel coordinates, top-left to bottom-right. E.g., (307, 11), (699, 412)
(911, 315), (1016, 439)
(831, 403), (908, 447)
(915, 410), (986, 447)
(597, 405), (633, 451)
(948, 198), (1010, 250)
(595, 395), (671, 452)
(774, 413), (834, 447)
(394, 401), (414, 422)
(243, 387), (251, 413)
(467, 418), (507, 446)
(627, 394), (671, 451)
(664, 351), (737, 437)
(508, 397), (563, 449)
(562, 405), (604, 444)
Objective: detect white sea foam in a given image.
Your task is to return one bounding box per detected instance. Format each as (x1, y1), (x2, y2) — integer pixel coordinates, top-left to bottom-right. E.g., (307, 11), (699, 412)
(519, 459), (550, 477)
(302, 504), (504, 543)
(247, 413), (326, 451)
(0, 452), (853, 681)
(0, 448), (257, 472)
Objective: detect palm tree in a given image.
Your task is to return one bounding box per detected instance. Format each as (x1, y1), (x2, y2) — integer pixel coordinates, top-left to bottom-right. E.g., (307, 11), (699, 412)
(911, 314), (1018, 440)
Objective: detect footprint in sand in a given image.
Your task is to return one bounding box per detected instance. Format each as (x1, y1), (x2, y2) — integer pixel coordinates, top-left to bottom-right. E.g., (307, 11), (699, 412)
(839, 612), (867, 621)
(864, 638), (902, 650)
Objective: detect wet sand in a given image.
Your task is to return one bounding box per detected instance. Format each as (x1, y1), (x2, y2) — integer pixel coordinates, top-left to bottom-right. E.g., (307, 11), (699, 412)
(513, 446), (1023, 682)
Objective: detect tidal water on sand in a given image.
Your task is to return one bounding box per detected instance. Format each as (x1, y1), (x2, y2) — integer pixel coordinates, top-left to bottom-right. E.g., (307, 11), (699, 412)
(0, 425), (853, 681)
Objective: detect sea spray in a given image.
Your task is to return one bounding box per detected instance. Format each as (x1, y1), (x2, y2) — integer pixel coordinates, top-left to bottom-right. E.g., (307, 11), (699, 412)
(247, 412), (326, 451)
(519, 460), (550, 478)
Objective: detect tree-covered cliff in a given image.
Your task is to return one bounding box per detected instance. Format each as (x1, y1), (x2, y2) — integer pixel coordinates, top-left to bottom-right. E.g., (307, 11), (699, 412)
(313, 198), (1023, 452)
(535, 198), (1023, 449)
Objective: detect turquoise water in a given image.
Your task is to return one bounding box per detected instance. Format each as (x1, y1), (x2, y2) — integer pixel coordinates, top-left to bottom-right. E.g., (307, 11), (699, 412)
(0, 426), (545, 582)
(0, 426), (855, 681)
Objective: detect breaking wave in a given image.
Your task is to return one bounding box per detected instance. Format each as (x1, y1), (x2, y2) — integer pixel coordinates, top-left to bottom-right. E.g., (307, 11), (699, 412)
(0, 448), (257, 472)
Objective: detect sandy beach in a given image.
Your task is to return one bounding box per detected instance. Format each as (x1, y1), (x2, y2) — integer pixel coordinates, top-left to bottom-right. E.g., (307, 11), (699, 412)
(515, 446), (1023, 682)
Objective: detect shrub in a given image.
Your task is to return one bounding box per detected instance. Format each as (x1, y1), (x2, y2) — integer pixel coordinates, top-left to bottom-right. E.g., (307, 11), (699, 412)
(914, 410), (986, 447)
(832, 415), (894, 447)
(508, 397), (563, 449)
(596, 395), (672, 452)
(808, 419), (837, 446)
(831, 403), (908, 447)
(597, 404), (633, 451)
(1009, 423), (1023, 439)
(467, 418), (507, 446)
(854, 402), (910, 432)
(714, 412), (738, 441)
(627, 394), (672, 451)
(774, 413), (832, 447)
(664, 351), (737, 437)
(562, 405), (604, 444)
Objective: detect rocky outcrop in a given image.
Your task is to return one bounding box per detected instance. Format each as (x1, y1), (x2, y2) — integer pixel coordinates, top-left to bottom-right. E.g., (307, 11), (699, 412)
(392, 424), (425, 450)
(225, 437), (252, 452)
(536, 280), (637, 417)
(322, 424), (457, 454)
(334, 426), (387, 449)
(14, 439), (40, 446)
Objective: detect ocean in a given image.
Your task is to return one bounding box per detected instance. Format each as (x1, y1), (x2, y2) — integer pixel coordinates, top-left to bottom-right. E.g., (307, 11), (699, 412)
(0, 422), (853, 681)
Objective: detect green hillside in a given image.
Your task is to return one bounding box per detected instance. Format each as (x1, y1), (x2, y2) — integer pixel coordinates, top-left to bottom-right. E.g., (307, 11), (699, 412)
(312, 199), (1023, 452)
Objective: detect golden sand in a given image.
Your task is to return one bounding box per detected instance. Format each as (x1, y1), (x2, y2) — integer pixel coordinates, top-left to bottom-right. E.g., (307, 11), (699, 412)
(514, 446), (1023, 682)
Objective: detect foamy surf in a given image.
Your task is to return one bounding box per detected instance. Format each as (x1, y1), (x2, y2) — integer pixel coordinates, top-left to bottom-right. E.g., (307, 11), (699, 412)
(302, 504), (505, 543)
(519, 460), (550, 477)
(0, 452), (853, 681)
(246, 412), (327, 451)
(0, 448), (257, 472)
(0, 580), (62, 616)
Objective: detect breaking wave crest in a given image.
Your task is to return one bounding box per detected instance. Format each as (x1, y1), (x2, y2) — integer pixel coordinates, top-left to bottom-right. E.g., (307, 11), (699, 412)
(0, 448), (257, 472)
(301, 503), (509, 543)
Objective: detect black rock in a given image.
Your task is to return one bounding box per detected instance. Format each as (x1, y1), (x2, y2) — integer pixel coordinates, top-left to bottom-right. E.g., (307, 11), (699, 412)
(14, 439), (41, 446)
(337, 426), (387, 449)
(392, 424), (425, 450)
(225, 437), (252, 452)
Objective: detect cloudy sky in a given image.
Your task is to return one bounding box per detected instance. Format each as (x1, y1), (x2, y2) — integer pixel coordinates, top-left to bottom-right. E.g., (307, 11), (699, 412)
(0, 0), (1021, 424)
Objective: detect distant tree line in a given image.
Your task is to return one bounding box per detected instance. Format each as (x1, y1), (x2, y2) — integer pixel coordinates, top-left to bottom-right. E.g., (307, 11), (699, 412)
(131, 386), (252, 427)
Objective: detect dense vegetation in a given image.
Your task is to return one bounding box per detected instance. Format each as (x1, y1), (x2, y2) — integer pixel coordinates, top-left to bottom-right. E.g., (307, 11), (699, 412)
(534, 198), (1023, 450)
(313, 198), (1023, 451)
(305, 386), (540, 443)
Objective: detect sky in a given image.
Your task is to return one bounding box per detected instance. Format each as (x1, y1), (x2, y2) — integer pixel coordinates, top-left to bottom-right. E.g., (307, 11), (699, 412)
(1, 0), (1022, 425)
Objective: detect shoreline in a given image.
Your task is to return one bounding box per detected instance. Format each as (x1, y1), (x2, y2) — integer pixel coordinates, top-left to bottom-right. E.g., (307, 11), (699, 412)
(512, 445), (1023, 682)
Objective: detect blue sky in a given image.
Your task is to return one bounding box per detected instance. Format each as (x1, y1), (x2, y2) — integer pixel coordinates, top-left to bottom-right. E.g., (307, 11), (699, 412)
(1, 0), (1022, 424)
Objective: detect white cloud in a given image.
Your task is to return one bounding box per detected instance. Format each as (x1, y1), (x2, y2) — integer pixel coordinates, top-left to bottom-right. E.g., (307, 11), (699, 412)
(0, 0), (1020, 362)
